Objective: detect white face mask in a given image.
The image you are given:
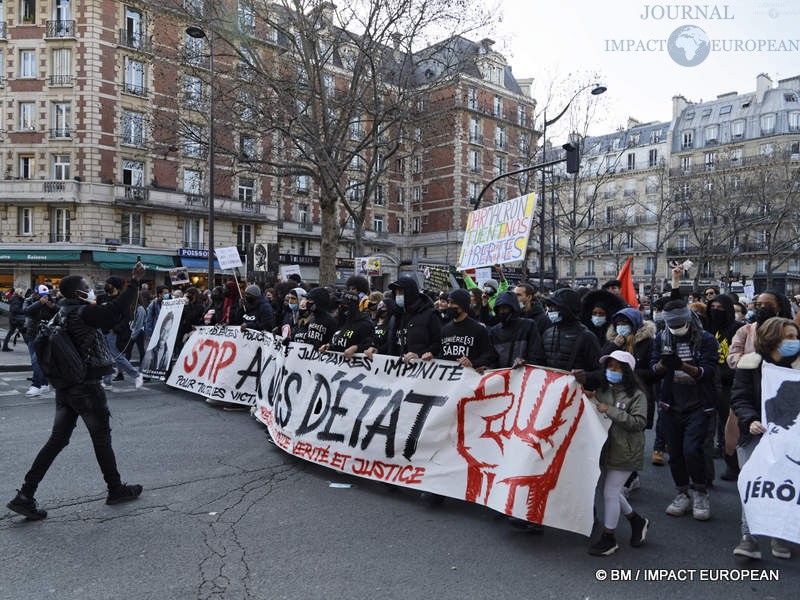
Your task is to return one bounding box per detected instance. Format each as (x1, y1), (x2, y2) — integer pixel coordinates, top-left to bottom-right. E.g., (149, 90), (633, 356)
(668, 324), (690, 336)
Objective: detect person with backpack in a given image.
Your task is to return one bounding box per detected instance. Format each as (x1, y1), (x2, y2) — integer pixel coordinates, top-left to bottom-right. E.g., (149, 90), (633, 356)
(3, 288), (26, 352)
(6, 263), (147, 520)
(23, 285), (59, 397)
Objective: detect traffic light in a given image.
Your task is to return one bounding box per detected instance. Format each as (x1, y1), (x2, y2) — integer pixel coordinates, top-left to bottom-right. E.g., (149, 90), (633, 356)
(563, 142), (580, 174)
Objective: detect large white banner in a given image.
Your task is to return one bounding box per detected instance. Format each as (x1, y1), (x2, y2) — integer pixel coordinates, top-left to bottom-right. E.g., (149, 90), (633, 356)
(738, 362), (800, 544)
(168, 327), (609, 536)
(141, 298), (184, 380)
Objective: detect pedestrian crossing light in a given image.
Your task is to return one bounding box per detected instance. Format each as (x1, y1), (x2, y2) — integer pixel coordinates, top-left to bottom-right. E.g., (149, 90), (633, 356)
(563, 142), (580, 174)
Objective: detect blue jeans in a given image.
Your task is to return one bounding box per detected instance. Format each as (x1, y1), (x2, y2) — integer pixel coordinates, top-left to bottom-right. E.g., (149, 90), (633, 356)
(102, 332), (140, 384)
(661, 408), (710, 490)
(27, 336), (48, 388)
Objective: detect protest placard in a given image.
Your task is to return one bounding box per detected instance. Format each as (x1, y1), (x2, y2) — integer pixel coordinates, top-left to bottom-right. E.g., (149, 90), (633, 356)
(215, 247), (243, 270)
(141, 298), (185, 380)
(456, 193), (536, 270)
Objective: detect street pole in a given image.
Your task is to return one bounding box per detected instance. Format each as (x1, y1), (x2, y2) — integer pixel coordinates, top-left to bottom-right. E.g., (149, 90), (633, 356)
(186, 25), (215, 287)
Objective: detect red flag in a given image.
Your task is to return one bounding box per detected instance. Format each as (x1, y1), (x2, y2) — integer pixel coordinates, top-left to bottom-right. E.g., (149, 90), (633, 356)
(617, 257), (638, 307)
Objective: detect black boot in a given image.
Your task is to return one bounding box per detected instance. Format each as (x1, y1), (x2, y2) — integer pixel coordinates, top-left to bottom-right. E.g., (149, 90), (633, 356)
(628, 512), (649, 547)
(589, 532), (619, 556)
(7, 491), (47, 520)
(720, 452), (740, 481)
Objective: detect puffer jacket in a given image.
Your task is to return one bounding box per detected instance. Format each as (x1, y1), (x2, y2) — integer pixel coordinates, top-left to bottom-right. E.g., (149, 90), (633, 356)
(387, 277), (441, 357)
(541, 320), (601, 371)
(8, 294), (25, 327)
(488, 291), (545, 367)
(597, 385), (647, 471)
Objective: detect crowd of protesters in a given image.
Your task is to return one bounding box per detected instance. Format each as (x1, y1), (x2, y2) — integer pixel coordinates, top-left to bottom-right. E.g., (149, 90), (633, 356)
(4, 264), (800, 560)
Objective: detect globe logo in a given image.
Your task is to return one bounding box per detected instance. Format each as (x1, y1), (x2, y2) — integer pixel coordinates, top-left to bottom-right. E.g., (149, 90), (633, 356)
(667, 25), (711, 67)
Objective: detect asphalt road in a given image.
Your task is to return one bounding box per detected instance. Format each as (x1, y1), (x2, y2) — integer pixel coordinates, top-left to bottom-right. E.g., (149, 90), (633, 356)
(1, 372), (796, 600)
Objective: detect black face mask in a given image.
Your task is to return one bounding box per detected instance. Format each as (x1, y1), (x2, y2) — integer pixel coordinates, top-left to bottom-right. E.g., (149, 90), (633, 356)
(245, 296), (257, 305)
(104, 285), (113, 295)
(756, 306), (777, 325)
(446, 307), (461, 320)
(340, 307), (350, 319)
(299, 308), (310, 318)
(498, 310), (513, 324)
(708, 309), (727, 330)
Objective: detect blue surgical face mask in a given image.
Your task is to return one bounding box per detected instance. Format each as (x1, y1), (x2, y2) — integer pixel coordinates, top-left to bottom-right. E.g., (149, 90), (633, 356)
(746, 310), (756, 320)
(288, 303), (298, 311)
(162, 293), (170, 300)
(519, 301), (526, 311)
(778, 339), (800, 358)
(395, 295), (405, 308)
(616, 325), (632, 337)
(606, 369), (624, 384)
(653, 312), (664, 323)
(547, 310), (561, 324)
(591, 316), (607, 328)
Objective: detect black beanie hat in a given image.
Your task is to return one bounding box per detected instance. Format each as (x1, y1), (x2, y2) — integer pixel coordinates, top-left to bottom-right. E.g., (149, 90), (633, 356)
(447, 289), (471, 314)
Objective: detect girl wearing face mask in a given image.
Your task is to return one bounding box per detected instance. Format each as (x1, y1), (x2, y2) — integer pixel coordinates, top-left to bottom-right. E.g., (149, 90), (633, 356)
(728, 291), (793, 370)
(730, 317), (799, 561)
(580, 290), (628, 345)
(588, 351), (649, 557)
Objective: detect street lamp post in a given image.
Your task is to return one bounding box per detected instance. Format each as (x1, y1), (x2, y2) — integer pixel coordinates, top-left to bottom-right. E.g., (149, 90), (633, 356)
(538, 83), (606, 293)
(186, 24), (215, 286)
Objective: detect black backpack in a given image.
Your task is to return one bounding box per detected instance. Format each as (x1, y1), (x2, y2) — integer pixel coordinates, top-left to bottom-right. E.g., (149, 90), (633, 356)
(33, 311), (87, 390)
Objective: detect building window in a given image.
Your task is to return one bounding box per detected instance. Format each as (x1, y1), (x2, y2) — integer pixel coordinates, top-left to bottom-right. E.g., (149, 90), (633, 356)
(122, 110), (145, 146)
(494, 155), (505, 177)
(238, 177), (254, 204)
(52, 102), (70, 137)
(18, 207), (33, 236)
(704, 124), (719, 144)
(677, 234), (688, 251)
(297, 203), (309, 225)
(469, 149), (480, 172)
(396, 216), (404, 234)
(650, 129), (662, 144)
(413, 186), (421, 203)
(517, 105), (526, 126)
(730, 147), (742, 163)
(19, 102), (35, 130)
(469, 117), (480, 143)
(238, 0), (254, 33)
(681, 130), (693, 149)
(239, 135), (256, 159)
(493, 95), (503, 118)
(760, 113), (776, 134)
(645, 256), (655, 274)
(586, 259), (595, 276)
(396, 188), (404, 205)
(121, 212), (143, 245)
(496, 125), (506, 150)
(760, 143), (774, 157)
(19, 155), (34, 178)
(757, 259), (768, 272)
(183, 169), (202, 194)
(412, 155), (421, 173)
(51, 48), (72, 85)
(20, 0), (36, 23)
(375, 184), (386, 205)
(468, 181), (479, 204)
(236, 223), (252, 253)
(789, 111), (800, 132)
(19, 49), (36, 77)
(296, 175), (309, 193)
(704, 152), (716, 170)
(51, 208), (70, 242)
(124, 57), (145, 96)
(183, 123), (204, 158)
(412, 216), (421, 233)
(373, 216), (384, 233)
(122, 160), (144, 187)
(124, 7), (144, 48)
(648, 149), (658, 167)
(52, 154), (70, 180)
(681, 155), (691, 173)
(627, 152), (636, 170)
(731, 119), (745, 138)
(184, 75), (204, 110)
(347, 179), (362, 202)
(185, 32), (206, 67)
(467, 87), (477, 110)
(183, 218), (203, 249)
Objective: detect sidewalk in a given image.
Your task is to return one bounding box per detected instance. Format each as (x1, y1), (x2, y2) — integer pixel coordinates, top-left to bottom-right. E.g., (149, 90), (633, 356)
(0, 327), (32, 372)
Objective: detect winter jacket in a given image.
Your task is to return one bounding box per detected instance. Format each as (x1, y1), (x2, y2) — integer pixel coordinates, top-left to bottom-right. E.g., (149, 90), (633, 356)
(596, 385), (647, 471)
(730, 351), (800, 447)
(24, 295), (59, 332)
(241, 296), (275, 332)
(650, 318), (719, 413)
(387, 278), (441, 357)
(328, 312), (375, 353)
(145, 299), (163, 337)
(8, 294), (25, 327)
(488, 291), (545, 367)
(541, 320), (601, 371)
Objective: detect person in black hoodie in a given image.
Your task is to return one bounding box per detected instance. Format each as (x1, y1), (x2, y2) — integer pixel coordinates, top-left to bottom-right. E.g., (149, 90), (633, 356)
(541, 288), (602, 373)
(489, 291), (545, 368)
(705, 293), (743, 480)
(515, 283), (550, 334)
(379, 276), (441, 362)
(6, 263), (146, 520)
(3, 288), (26, 351)
(580, 289), (629, 345)
(422, 289), (495, 370)
(320, 290), (374, 358)
(241, 285), (275, 332)
(294, 287), (338, 349)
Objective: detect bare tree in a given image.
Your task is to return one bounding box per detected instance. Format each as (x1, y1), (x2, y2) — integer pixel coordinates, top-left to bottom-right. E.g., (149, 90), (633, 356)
(154, 0), (489, 284)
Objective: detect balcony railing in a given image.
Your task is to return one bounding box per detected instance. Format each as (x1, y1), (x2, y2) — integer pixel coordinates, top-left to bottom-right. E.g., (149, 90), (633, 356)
(48, 74), (74, 87)
(49, 233), (71, 243)
(123, 83), (148, 97)
(49, 128), (71, 139)
(469, 133), (483, 144)
(43, 180), (67, 193)
(118, 29), (153, 53)
(45, 20), (76, 39)
(117, 185), (149, 202)
(185, 193), (207, 207)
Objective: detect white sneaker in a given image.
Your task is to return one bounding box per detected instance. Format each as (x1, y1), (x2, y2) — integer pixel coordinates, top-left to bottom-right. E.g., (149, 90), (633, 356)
(135, 374), (144, 389)
(692, 489), (711, 521)
(666, 492), (693, 516)
(101, 383), (113, 391)
(38, 384), (51, 394)
(622, 475), (641, 497)
(25, 385), (42, 397)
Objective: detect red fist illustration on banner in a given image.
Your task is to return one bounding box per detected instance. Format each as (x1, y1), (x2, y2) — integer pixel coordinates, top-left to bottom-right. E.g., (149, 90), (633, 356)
(456, 366), (585, 524)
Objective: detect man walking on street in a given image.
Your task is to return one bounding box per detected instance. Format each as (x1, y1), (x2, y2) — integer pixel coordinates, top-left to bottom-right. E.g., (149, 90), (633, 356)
(6, 262), (147, 520)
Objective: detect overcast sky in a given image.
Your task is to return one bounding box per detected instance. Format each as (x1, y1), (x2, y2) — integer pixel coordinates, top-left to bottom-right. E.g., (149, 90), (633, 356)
(488, 0), (800, 136)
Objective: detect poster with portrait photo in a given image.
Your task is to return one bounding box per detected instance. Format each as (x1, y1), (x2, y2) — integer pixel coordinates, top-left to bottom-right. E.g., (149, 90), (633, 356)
(141, 298), (185, 380)
(169, 267), (190, 285)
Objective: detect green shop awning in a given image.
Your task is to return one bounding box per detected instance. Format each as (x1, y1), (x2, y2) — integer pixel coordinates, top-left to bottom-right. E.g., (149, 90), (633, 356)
(92, 251), (176, 271)
(0, 250), (82, 261)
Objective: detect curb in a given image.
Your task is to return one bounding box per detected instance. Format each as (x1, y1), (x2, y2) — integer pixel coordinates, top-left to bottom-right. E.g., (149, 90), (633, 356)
(0, 365), (32, 373)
